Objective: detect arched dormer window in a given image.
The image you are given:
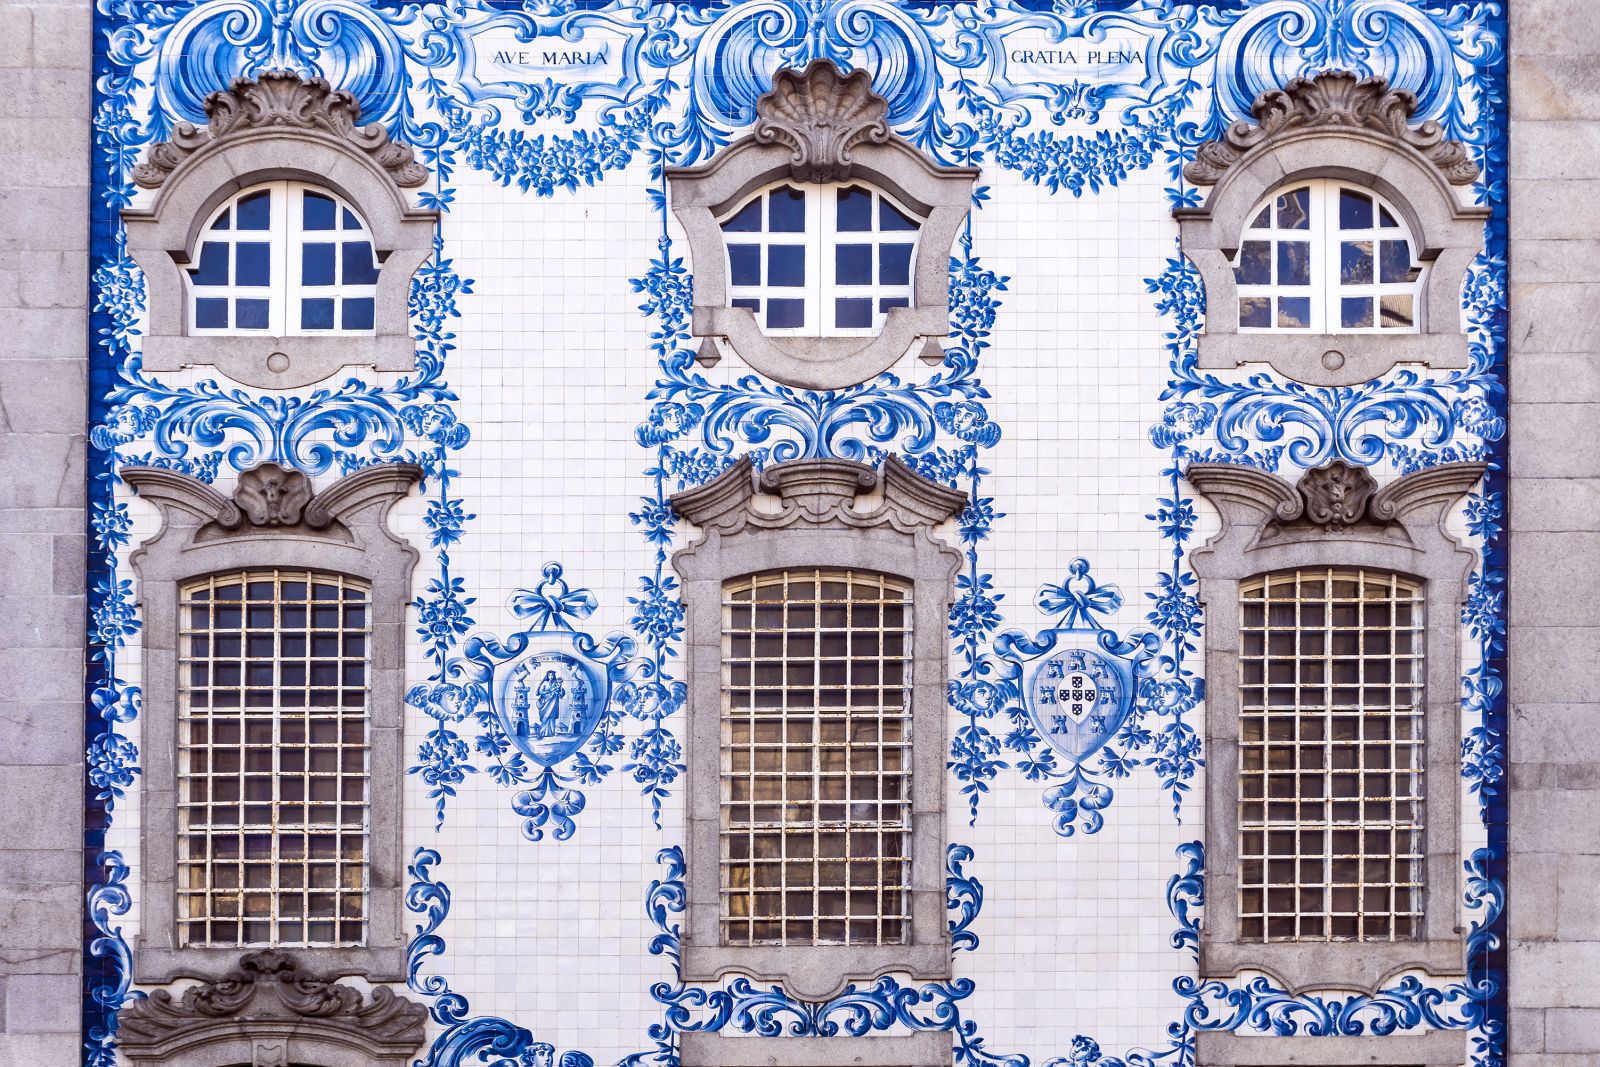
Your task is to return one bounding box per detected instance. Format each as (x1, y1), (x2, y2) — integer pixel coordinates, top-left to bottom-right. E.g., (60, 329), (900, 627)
(1234, 179), (1423, 334)
(123, 72), (437, 389)
(668, 61), (976, 390)
(189, 182), (381, 336)
(720, 181), (920, 336)
(1175, 71), (1489, 386)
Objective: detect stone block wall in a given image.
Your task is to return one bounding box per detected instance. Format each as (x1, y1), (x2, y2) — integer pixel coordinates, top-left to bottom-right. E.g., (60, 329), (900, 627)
(0, 1), (90, 1064)
(1509, 1), (1600, 1063)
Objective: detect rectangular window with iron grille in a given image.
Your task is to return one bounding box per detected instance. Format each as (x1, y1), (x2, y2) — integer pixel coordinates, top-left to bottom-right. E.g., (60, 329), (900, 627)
(720, 568), (913, 947)
(177, 569), (370, 947)
(1237, 567), (1425, 943)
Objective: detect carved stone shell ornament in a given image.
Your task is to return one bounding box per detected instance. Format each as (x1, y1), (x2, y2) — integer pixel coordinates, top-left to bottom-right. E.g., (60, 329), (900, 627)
(752, 59), (892, 183)
(1184, 69), (1481, 187)
(1296, 460), (1379, 528)
(132, 70), (429, 190)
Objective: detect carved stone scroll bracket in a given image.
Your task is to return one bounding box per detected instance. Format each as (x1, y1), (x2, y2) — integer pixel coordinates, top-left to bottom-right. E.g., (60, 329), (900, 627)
(118, 950), (427, 1067)
(123, 461), (424, 546)
(133, 71), (428, 190)
(1185, 459), (1486, 554)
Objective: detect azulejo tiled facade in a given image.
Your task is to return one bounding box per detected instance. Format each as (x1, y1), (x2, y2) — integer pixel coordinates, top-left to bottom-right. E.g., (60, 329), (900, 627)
(12, 0), (1600, 1064)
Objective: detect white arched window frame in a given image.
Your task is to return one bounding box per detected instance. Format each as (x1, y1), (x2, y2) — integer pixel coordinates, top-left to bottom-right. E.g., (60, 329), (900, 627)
(666, 61), (976, 390)
(188, 181), (381, 337)
(1234, 180), (1424, 335)
(718, 181), (921, 338)
(1173, 71), (1488, 386)
(123, 72), (437, 389)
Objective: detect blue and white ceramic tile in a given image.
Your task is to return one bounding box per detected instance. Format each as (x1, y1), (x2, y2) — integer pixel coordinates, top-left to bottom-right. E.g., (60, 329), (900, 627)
(82, 2), (1509, 1066)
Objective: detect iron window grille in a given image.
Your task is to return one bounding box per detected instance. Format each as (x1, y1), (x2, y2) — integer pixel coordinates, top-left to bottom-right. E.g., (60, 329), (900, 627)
(177, 569), (371, 948)
(1237, 567), (1425, 943)
(720, 568), (913, 947)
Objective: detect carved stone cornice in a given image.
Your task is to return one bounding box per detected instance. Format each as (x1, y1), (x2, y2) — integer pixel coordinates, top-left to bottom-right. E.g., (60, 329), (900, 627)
(1186, 459), (1486, 545)
(752, 60), (891, 183)
(671, 455), (967, 537)
(123, 461), (423, 540)
(1184, 70), (1480, 187)
(119, 950), (426, 1066)
(133, 71), (428, 190)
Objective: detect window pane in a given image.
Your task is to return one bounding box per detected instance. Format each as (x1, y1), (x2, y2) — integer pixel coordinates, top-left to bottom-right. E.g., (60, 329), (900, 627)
(301, 298), (335, 331)
(236, 190), (271, 230)
(878, 199), (917, 231)
(878, 243), (912, 287)
(342, 207), (361, 230)
(1275, 187), (1310, 230)
(768, 187), (805, 232)
(1239, 297), (1271, 329)
(211, 207), (231, 231)
(835, 244), (871, 286)
(1341, 297), (1373, 329)
(767, 245), (805, 287)
(879, 296), (908, 313)
(722, 198), (763, 233)
(836, 186), (871, 231)
(341, 297), (375, 331)
(303, 192), (338, 231)
(767, 299), (804, 330)
(1340, 241), (1373, 285)
(1278, 296), (1311, 329)
(341, 242), (379, 286)
(733, 297), (760, 314)
(193, 242), (229, 286)
(195, 298), (229, 329)
(728, 244), (760, 286)
(1380, 294), (1414, 329)
(302, 243), (336, 287)
(1276, 242), (1310, 286)
(1380, 240), (1413, 284)
(1247, 204), (1270, 230)
(1339, 189), (1374, 230)
(835, 298), (871, 329)
(235, 299), (270, 330)
(236, 243), (271, 287)
(1236, 241), (1270, 285)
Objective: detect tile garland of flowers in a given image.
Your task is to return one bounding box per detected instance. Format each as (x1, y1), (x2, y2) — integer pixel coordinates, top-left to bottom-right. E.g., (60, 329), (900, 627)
(81, 1), (1508, 1066)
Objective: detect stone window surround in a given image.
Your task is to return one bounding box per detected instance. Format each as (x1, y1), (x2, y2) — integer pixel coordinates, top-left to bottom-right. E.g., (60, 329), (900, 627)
(1174, 71), (1490, 387)
(670, 455), (966, 1000)
(123, 461), (423, 984)
(667, 60), (977, 391)
(123, 71), (438, 390)
(1195, 1028), (1467, 1066)
(680, 1030), (953, 1067)
(1185, 459), (1485, 994)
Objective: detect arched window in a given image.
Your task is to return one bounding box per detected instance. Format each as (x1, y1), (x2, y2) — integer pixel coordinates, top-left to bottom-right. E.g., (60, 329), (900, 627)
(1234, 181), (1422, 335)
(719, 182), (920, 337)
(189, 182), (380, 337)
(667, 61), (975, 390)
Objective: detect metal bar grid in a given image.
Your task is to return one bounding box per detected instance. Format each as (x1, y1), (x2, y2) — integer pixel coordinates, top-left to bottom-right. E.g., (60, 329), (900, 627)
(176, 569), (370, 947)
(1238, 567), (1425, 942)
(720, 568), (913, 947)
